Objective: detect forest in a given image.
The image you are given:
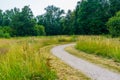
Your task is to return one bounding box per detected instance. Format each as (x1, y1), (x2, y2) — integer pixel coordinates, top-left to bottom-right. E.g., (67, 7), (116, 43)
(0, 0), (120, 37)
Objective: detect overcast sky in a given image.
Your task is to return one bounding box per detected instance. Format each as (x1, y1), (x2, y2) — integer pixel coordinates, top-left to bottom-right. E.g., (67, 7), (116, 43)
(0, 0), (80, 16)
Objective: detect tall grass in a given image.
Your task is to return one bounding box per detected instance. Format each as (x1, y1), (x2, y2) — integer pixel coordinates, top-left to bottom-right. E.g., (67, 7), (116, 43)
(76, 36), (120, 62)
(0, 36), (75, 80)
(0, 37), (56, 80)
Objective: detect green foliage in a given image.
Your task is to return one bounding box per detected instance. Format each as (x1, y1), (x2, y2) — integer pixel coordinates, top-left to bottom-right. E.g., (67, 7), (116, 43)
(107, 11), (120, 37)
(109, 0), (120, 16)
(62, 10), (75, 35)
(74, 0), (109, 35)
(0, 10), (3, 25)
(0, 30), (10, 38)
(1, 1), (120, 36)
(37, 5), (64, 35)
(0, 26), (11, 38)
(1, 26), (12, 35)
(11, 6), (36, 36)
(34, 25), (46, 36)
(0, 29), (5, 37)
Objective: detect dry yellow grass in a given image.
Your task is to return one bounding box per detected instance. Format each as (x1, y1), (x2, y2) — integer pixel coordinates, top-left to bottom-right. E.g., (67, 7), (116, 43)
(0, 37), (58, 80)
(0, 36), (90, 80)
(76, 36), (120, 62)
(40, 45), (90, 80)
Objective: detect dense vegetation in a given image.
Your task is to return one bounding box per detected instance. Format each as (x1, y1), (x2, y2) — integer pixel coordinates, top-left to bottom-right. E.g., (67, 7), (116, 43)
(107, 11), (120, 37)
(0, 0), (120, 37)
(76, 36), (120, 62)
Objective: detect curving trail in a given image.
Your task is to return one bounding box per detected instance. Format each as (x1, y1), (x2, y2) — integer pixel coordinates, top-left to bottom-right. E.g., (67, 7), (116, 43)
(51, 43), (120, 80)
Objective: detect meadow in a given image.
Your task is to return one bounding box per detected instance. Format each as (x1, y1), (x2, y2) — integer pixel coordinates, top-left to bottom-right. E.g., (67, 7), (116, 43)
(76, 36), (120, 62)
(0, 35), (120, 80)
(0, 36), (75, 80)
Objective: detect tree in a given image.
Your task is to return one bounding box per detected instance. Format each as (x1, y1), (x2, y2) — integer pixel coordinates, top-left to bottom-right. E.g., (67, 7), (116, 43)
(109, 0), (120, 17)
(34, 25), (46, 36)
(2, 10), (11, 26)
(1, 8), (20, 27)
(0, 26), (11, 38)
(0, 10), (3, 26)
(11, 6), (36, 36)
(62, 10), (75, 35)
(36, 15), (45, 26)
(74, 0), (109, 35)
(107, 11), (120, 37)
(37, 5), (64, 35)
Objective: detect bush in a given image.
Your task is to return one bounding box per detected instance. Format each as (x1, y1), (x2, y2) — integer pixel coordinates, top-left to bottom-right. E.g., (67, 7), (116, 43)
(34, 25), (46, 36)
(107, 11), (120, 37)
(0, 27), (11, 38)
(3, 33), (11, 38)
(0, 30), (4, 37)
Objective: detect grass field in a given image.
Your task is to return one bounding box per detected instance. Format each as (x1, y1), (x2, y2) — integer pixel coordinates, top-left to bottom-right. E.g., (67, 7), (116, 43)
(76, 36), (120, 62)
(0, 37), (55, 80)
(1, 35), (120, 80)
(0, 36), (74, 80)
(0, 36), (90, 80)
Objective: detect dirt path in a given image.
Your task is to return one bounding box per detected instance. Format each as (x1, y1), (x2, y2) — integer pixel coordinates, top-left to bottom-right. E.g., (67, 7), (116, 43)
(51, 43), (120, 80)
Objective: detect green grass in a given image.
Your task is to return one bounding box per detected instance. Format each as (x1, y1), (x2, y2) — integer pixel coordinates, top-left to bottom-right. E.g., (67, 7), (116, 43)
(0, 36), (75, 80)
(76, 36), (120, 62)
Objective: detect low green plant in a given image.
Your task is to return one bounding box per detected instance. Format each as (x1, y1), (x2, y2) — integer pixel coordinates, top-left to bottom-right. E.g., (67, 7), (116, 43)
(0, 30), (11, 38)
(34, 25), (46, 36)
(107, 11), (120, 37)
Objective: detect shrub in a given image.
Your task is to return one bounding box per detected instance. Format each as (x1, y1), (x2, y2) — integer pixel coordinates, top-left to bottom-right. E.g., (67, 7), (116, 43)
(107, 11), (120, 37)
(34, 25), (46, 36)
(0, 29), (4, 37)
(3, 33), (11, 38)
(0, 29), (11, 38)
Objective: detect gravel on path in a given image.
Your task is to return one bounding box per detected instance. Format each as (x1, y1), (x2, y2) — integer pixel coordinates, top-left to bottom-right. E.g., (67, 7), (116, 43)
(51, 43), (120, 80)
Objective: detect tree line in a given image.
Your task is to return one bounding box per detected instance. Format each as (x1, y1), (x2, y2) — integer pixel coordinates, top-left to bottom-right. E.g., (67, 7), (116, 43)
(0, 0), (120, 37)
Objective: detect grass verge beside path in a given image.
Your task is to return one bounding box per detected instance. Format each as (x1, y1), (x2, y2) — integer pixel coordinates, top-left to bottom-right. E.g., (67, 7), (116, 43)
(76, 36), (120, 62)
(0, 37), (58, 80)
(40, 45), (90, 80)
(65, 46), (120, 73)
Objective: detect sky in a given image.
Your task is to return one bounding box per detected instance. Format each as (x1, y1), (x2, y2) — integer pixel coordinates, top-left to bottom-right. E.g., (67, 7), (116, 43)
(0, 0), (80, 16)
